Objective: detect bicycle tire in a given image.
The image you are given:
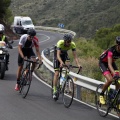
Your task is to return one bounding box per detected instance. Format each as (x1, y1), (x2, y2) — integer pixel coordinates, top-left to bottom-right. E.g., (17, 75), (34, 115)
(21, 70), (32, 98)
(62, 76), (74, 108)
(19, 69), (26, 93)
(95, 84), (109, 117)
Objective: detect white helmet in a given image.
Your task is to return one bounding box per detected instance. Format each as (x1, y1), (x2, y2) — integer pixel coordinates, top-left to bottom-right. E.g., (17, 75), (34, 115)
(0, 24), (5, 34)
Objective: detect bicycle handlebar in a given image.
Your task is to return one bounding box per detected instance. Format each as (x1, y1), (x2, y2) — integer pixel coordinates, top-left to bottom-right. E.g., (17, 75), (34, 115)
(24, 59), (43, 69)
(61, 65), (82, 74)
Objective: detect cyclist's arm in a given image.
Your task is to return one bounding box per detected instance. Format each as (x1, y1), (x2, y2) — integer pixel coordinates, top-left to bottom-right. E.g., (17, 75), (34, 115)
(18, 45), (24, 58)
(72, 50), (81, 67)
(108, 51), (116, 75)
(35, 46), (42, 62)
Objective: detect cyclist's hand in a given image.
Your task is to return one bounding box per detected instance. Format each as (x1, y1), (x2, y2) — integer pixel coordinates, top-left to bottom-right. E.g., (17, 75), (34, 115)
(23, 56), (27, 60)
(60, 62), (64, 68)
(113, 74), (119, 80)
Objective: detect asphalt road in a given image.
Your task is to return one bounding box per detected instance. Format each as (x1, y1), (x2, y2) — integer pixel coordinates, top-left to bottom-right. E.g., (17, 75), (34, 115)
(0, 30), (117, 120)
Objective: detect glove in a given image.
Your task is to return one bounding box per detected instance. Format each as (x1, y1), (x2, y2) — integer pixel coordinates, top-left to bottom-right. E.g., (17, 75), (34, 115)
(9, 45), (13, 49)
(113, 74), (119, 80)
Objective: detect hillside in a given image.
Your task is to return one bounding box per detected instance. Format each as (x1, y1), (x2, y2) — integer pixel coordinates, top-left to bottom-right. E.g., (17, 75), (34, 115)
(0, 19), (19, 40)
(10, 0), (120, 38)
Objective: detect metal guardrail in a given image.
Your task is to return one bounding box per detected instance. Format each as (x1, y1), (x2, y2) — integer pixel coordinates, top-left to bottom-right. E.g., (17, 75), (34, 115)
(41, 48), (116, 99)
(36, 25), (115, 99)
(35, 26), (76, 37)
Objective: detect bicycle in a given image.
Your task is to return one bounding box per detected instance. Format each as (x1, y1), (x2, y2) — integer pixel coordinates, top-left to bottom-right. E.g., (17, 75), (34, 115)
(95, 77), (120, 118)
(19, 58), (42, 98)
(52, 65), (82, 108)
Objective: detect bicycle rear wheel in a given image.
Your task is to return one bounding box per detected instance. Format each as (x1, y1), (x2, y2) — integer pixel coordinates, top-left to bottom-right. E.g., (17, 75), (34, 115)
(21, 70), (32, 98)
(95, 84), (109, 117)
(62, 76), (74, 108)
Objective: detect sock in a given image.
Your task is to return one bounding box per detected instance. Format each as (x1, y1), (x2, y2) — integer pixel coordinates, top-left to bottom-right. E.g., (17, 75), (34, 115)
(53, 86), (57, 93)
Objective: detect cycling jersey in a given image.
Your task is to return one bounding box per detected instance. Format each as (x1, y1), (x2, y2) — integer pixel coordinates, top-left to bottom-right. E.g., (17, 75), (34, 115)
(18, 34), (39, 66)
(99, 45), (120, 75)
(99, 45), (120, 62)
(54, 40), (76, 70)
(19, 34), (39, 48)
(57, 40), (76, 53)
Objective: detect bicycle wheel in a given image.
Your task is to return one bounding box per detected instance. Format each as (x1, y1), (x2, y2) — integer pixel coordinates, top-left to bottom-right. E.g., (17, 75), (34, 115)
(21, 70), (32, 98)
(19, 69), (26, 93)
(116, 92), (120, 118)
(95, 84), (109, 117)
(62, 76), (74, 108)
(51, 77), (60, 101)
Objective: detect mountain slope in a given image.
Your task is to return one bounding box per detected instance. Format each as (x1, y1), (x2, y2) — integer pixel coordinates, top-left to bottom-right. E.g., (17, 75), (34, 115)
(10, 0), (120, 38)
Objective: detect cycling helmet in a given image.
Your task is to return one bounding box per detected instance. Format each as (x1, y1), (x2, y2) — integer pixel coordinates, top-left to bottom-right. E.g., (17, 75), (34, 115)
(0, 24), (5, 34)
(63, 34), (72, 41)
(27, 29), (36, 36)
(116, 36), (120, 45)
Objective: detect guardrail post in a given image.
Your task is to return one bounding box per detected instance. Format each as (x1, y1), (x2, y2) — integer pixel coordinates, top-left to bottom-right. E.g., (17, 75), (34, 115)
(76, 85), (82, 100)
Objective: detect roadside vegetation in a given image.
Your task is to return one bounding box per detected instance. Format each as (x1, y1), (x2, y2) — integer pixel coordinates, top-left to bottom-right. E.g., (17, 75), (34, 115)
(10, 0), (120, 38)
(70, 24), (120, 81)
(0, 0), (12, 24)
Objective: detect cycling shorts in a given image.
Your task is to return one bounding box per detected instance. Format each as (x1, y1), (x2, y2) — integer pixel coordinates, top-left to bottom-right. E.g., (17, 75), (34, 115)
(18, 48), (35, 66)
(99, 60), (118, 76)
(53, 53), (70, 71)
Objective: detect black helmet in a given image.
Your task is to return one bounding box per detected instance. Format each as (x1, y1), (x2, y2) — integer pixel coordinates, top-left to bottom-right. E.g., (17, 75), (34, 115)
(63, 34), (72, 41)
(116, 36), (120, 45)
(27, 29), (36, 36)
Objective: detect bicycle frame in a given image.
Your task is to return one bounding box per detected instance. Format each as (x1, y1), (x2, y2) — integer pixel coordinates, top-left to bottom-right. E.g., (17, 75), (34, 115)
(19, 59), (42, 98)
(52, 65), (82, 108)
(96, 78), (120, 118)
(108, 88), (120, 108)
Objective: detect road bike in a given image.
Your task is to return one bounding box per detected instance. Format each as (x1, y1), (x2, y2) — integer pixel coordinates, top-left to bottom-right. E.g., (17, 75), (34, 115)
(52, 65), (82, 108)
(19, 59), (42, 98)
(95, 77), (120, 118)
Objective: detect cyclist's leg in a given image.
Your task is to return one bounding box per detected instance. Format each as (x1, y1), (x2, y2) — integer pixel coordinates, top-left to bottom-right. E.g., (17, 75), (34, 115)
(15, 54), (24, 91)
(99, 61), (113, 104)
(53, 58), (60, 98)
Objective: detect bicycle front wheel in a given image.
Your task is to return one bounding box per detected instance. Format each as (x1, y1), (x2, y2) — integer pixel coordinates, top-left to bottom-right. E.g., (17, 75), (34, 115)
(95, 84), (109, 117)
(62, 76), (74, 108)
(21, 70), (32, 98)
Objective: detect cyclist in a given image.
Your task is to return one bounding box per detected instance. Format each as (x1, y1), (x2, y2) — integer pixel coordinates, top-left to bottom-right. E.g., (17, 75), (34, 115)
(53, 33), (81, 99)
(15, 29), (42, 91)
(99, 36), (120, 104)
(0, 24), (13, 70)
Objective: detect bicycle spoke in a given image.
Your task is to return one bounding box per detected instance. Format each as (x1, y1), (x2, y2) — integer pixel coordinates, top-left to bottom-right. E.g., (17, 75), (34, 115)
(95, 84), (109, 117)
(62, 76), (74, 108)
(21, 71), (31, 98)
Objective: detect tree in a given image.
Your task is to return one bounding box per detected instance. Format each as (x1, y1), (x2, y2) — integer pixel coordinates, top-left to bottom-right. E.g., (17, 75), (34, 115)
(0, 0), (11, 22)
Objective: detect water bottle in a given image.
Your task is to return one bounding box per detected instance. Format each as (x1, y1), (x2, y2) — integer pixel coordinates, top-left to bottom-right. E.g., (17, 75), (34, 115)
(108, 89), (117, 99)
(60, 76), (66, 87)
